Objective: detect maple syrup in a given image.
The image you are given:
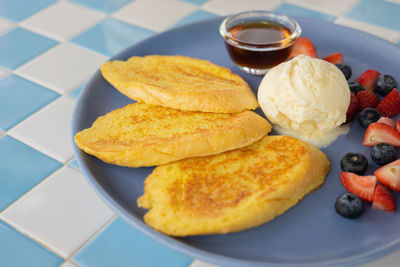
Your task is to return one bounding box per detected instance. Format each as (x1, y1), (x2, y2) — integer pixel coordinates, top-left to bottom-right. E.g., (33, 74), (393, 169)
(219, 11), (301, 75)
(225, 21), (292, 71)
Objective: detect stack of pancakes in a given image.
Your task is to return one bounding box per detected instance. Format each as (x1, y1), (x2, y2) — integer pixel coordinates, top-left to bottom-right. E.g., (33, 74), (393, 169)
(75, 55), (330, 236)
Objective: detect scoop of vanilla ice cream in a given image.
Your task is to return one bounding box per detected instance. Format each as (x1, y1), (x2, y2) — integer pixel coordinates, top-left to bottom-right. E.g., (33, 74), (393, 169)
(257, 54), (350, 147)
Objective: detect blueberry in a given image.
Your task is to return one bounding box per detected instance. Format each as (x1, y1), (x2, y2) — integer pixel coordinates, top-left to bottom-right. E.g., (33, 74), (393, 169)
(348, 81), (365, 94)
(340, 153), (368, 174)
(336, 64), (352, 80)
(335, 193), (363, 219)
(375, 74), (398, 96)
(371, 143), (397, 165)
(358, 108), (381, 128)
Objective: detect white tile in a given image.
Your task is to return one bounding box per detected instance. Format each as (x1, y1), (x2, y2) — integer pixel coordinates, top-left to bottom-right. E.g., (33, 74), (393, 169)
(8, 96), (75, 163)
(20, 2), (105, 42)
(335, 17), (400, 43)
(0, 66), (9, 79)
(112, 0), (196, 32)
(285, 0), (358, 16)
(361, 249), (400, 267)
(202, 0), (281, 16)
(384, 0), (400, 4)
(190, 260), (220, 267)
(0, 17), (15, 35)
(59, 261), (79, 267)
(1, 167), (115, 258)
(15, 43), (107, 94)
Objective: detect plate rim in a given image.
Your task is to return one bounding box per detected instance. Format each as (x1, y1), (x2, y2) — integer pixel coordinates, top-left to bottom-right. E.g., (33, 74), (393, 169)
(71, 15), (400, 267)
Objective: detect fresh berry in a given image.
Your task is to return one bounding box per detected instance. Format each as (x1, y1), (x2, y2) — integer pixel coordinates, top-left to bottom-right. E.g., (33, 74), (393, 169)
(348, 81), (365, 94)
(363, 122), (400, 147)
(346, 93), (359, 123)
(323, 53), (343, 64)
(289, 37), (317, 58)
(375, 74), (398, 96)
(355, 69), (381, 92)
(335, 193), (363, 219)
(376, 89), (400, 118)
(358, 108), (381, 128)
(340, 153), (368, 175)
(370, 143), (397, 165)
(374, 159), (400, 191)
(372, 184), (395, 212)
(340, 171), (377, 202)
(377, 117), (396, 128)
(397, 119), (400, 132)
(336, 64), (352, 80)
(356, 91), (380, 110)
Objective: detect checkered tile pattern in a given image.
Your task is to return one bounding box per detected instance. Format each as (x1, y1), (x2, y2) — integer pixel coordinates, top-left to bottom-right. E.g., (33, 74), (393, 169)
(1, 0), (400, 266)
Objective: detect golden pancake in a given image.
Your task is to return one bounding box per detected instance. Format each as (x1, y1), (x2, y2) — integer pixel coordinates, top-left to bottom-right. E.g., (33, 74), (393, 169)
(138, 135), (330, 236)
(74, 102), (270, 167)
(100, 55), (259, 113)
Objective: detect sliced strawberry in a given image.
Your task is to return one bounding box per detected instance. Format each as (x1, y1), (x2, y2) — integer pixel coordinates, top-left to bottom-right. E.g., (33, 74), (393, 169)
(346, 93), (359, 123)
(374, 159), (400, 191)
(397, 119), (400, 132)
(377, 117), (396, 128)
(340, 171), (377, 202)
(363, 122), (400, 147)
(355, 69), (381, 92)
(372, 184), (395, 212)
(323, 53), (343, 64)
(356, 91), (380, 110)
(289, 37), (317, 58)
(376, 89), (400, 118)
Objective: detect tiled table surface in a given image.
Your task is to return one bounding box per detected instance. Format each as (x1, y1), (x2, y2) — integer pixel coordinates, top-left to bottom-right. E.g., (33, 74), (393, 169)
(1, 0), (400, 266)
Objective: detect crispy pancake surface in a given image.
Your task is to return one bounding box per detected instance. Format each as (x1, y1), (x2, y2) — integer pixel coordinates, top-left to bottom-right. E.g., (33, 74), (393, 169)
(138, 135), (330, 236)
(74, 102), (270, 167)
(100, 55), (259, 113)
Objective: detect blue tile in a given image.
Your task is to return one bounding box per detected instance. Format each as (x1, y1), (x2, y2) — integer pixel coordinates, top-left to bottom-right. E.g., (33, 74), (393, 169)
(0, 75), (59, 131)
(174, 10), (218, 27)
(0, 0), (57, 21)
(0, 220), (63, 267)
(73, 218), (193, 267)
(69, 84), (85, 99)
(275, 3), (335, 22)
(178, 0), (209, 5)
(70, 0), (132, 13)
(71, 18), (155, 57)
(0, 135), (62, 211)
(346, 0), (400, 31)
(0, 28), (58, 70)
(68, 158), (80, 169)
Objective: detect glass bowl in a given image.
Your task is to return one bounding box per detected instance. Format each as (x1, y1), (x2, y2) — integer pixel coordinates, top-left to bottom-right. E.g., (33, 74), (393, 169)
(219, 10), (301, 75)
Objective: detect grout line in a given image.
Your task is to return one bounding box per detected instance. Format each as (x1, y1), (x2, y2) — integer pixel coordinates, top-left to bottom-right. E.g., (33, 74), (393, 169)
(0, 167), (67, 259)
(0, 165), (64, 217)
(66, 215), (118, 261)
(0, 217), (67, 260)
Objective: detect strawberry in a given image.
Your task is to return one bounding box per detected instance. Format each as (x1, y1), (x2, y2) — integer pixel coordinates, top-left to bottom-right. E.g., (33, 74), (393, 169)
(397, 119), (400, 132)
(372, 184), (395, 212)
(363, 123), (400, 147)
(323, 53), (343, 64)
(374, 159), (400, 191)
(340, 171), (377, 202)
(355, 69), (381, 92)
(356, 91), (380, 110)
(289, 37), (317, 58)
(376, 89), (400, 118)
(377, 117), (396, 128)
(346, 93), (359, 123)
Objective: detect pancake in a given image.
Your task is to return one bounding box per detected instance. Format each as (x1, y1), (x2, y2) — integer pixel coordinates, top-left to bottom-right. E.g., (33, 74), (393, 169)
(100, 55), (259, 113)
(74, 102), (270, 167)
(138, 135), (330, 236)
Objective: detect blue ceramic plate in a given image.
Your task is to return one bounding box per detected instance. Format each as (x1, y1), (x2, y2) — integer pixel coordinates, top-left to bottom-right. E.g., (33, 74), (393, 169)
(72, 17), (400, 266)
